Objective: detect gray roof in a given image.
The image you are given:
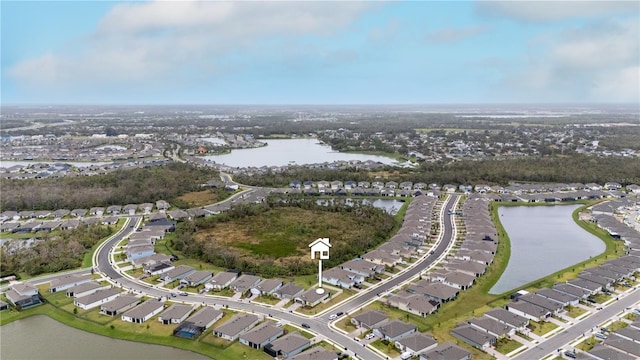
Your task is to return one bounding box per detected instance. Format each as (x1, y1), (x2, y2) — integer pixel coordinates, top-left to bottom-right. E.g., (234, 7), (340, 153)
(468, 317), (513, 337)
(76, 288), (121, 305)
(506, 301), (550, 318)
(182, 270), (212, 283)
(290, 347), (337, 360)
(101, 295), (139, 312)
(395, 332), (437, 352)
(254, 278), (283, 293)
(12, 283), (37, 295)
(160, 303), (193, 321)
(376, 319), (417, 338)
(240, 322), (283, 344)
(67, 281), (101, 295)
(214, 314), (259, 337)
(567, 278), (602, 292)
(588, 343), (636, 360)
(268, 332), (310, 354)
(277, 282), (304, 297)
(122, 300), (164, 319)
(210, 271), (238, 286)
(421, 342), (471, 360)
(352, 310), (388, 328)
(604, 334), (640, 357)
(451, 325), (496, 347)
(536, 288), (578, 304)
(164, 265), (195, 280)
(295, 288), (328, 304)
(50, 274), (91, 289)
(552, 283), (590, 298)
(230, 274), (261, 291)
(518, 293), (564, 312)
(186, 306), (223, 328)
(484, 308), (528, 328)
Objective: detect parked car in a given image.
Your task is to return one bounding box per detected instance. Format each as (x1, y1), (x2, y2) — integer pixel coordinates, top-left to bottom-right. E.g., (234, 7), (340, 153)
(594, 333), (607, 340)
(301, 323), (311, 329)
(179, 292), (188, 296)
(564, 351), (576, 359)
(365, 333), (375, 340)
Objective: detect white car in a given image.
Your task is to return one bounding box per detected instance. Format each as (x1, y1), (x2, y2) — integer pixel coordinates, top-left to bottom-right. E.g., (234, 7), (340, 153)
(365, 333), (375, 340)
(329, 314), (338, 320)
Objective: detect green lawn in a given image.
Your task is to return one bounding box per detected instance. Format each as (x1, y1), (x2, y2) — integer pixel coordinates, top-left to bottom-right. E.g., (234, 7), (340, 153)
(253, 295), (280, 305)
(295, 289), (354, 315)
(607, 321), (628, 332)
(623, 313), (637, 321)
(566, 305), (587, 318)
(370, 339), (402, 358)
(495, 337), (523, 354)
(528, 321), (558, 336)
(590, 293), (612, 304)
(515, 331), (533, 341)
(576, 336), (599, 352)
(335, 317), (358, 333)
(282, 325), (314, 339)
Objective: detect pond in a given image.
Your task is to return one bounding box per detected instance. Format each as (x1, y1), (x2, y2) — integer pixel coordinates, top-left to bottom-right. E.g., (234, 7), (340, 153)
(0, 315), (208, 360)
(203, 138), (399, 167)
(489, 204), (606, 294)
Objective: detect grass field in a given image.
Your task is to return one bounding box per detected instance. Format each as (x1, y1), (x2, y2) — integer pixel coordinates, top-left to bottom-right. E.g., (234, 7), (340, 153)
(528, 320), (558, 336)
(495, 337), (523, 354)
(176, 189), (232, 208)
(193, 206), (395, 267)
(566, 305), (587, 318)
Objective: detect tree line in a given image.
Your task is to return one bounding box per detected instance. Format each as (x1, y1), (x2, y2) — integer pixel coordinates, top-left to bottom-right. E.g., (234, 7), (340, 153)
(0, 162), (219, 211)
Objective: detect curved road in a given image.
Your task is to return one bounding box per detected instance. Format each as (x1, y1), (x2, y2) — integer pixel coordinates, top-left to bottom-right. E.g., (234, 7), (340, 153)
(90, 194), (461, 359)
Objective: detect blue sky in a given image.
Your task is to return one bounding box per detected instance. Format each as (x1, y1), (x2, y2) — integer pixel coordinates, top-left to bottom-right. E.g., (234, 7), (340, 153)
(2, 1), (639, 105)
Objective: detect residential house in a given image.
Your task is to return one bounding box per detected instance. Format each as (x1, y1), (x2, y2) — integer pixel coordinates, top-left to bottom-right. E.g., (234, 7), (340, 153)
(373, 319), (417, 342)
(408, 280), (459, 303)
(239, 322), (284, 349)
(126, 245), (155, 262)
(230, 274), (262, 294)
(387, 292), (439, 317)
(484, 308), (529, 332)
(420, 342), (471, 360)
(158, 303), (193, 324)
(5, 283), (41, 309)
(362, 249), (401, 267)
(517, 293), (564, 315)
(144, 262), (175, 276)
(49, 274), (92, 293)
(535, 288), (579, 307)
(289, 347), (338, 360)
(173, 306), (224, 339)
(213, 314), (260, 341)
(505, 301), (550, 322)
(294, 288), (329, 307)
(351, 310), (389, 330)
(566, 278), (602, 295)
(250, 278), (283, 296)
(552, 283), (590, 299)
(205, 271), (238, 291)
(395, 332), (437, 355)
(66, 281), (104, 298)
(467, 317), (515, 338)
(341, 259), (385, 278)
(121, 300), (165, 323)
(451, 325), (496, 349)
(274, 282), (304, 300)
(264, 332), (311, 359)
(180, 270), (213, 287)
(75, 288), (121, 310)
(162, 265), (196, 283)
(100, 295), (140, 316)
(322, 267), (363, 289)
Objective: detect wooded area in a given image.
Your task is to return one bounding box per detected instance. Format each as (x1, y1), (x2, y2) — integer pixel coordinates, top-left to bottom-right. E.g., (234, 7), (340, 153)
(0, 224), (114, 277)
(0, 162), (218, 210)
(234, 155), (640, 187)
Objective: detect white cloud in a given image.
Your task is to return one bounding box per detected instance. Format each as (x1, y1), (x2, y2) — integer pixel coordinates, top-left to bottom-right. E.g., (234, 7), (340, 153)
(426, 25), (489, 43)
(8, 1), (373, 96)
(503, 18), (639, 102)
(477, 0), (639, 22)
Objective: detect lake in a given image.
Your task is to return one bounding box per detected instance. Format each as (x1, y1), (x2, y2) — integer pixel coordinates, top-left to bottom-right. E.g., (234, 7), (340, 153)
(489, 204), (606, 294)
(0, 315), (208, 360)
(203, 138), (399, 167)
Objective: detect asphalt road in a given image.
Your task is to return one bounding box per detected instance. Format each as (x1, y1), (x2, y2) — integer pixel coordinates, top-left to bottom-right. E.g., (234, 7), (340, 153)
(25, 192), (459, 360)
(514, 289), (640, 359)
(328, 194), (460, 319)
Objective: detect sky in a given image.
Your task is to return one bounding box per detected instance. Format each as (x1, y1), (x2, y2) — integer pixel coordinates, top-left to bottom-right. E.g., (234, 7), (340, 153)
(1, 1), (639, 105)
